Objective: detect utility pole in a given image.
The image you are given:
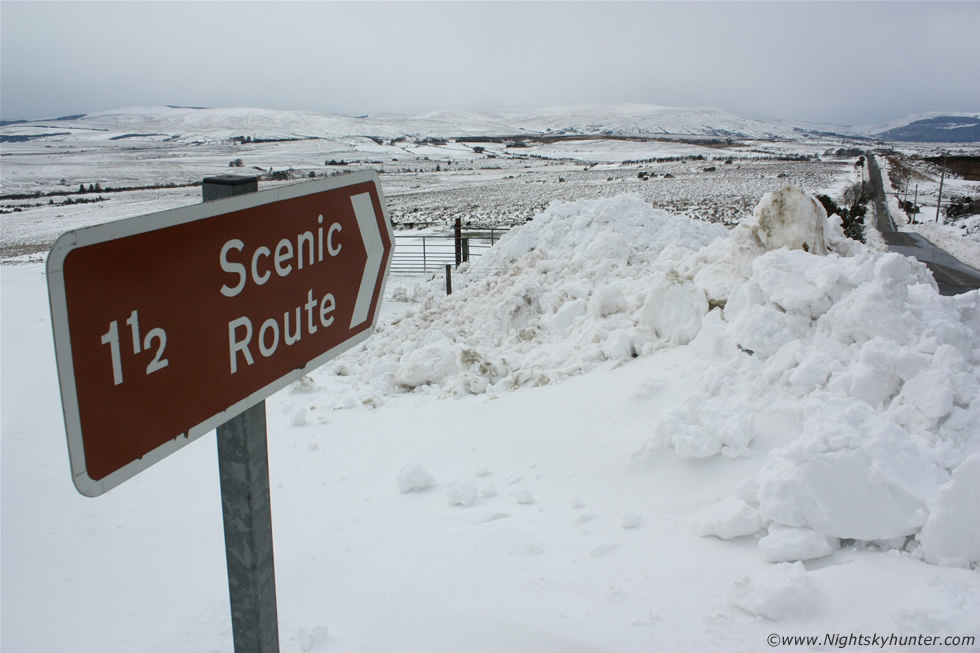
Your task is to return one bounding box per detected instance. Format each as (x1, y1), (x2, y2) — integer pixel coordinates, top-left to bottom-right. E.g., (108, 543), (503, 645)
(913, 184), (918, 224)
(935, 152), (947, 223)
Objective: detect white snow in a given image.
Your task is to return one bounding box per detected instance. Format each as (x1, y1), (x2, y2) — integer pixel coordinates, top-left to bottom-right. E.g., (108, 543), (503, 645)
(758, 525), (840, 563)
(3, 142), (980, 651)
(395, 463), (436, 493)
(918, 454), (980, 568)
(729, 562), (818, 621)
(694, 498), (762, 540)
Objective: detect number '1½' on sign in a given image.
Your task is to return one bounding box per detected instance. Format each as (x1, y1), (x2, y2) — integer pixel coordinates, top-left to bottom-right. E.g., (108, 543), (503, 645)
(99, 309), (169, 386)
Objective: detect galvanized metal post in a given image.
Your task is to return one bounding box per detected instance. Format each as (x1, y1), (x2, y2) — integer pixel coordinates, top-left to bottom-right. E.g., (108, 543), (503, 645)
(216, 402), (280, 653)
(203, 176), (280, 653)
(203, 174), (258, 202)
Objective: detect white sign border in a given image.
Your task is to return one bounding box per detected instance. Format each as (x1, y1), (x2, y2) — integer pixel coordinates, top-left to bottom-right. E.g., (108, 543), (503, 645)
(47, 170), (393, 497)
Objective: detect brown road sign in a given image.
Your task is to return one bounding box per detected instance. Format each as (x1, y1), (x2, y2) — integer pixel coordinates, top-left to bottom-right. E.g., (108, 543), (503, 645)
(47, 171), (393, 496)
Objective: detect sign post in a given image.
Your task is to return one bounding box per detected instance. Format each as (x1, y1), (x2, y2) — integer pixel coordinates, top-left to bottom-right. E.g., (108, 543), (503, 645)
(47, 170), (394, 650)
(217, 399), (279, 653)
(203, 176), (279, 653)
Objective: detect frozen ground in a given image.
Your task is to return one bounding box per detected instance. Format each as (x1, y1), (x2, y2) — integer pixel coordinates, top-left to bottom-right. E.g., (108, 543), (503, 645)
(2, 107), (980, 652)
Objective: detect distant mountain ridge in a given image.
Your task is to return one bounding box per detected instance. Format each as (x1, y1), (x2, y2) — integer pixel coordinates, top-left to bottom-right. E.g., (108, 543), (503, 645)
(873, 115), (980, 143)
(2, 104), (979, 143)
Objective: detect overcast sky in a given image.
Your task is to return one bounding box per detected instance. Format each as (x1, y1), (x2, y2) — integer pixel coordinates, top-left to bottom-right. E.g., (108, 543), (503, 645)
(1, 1), (978, 126)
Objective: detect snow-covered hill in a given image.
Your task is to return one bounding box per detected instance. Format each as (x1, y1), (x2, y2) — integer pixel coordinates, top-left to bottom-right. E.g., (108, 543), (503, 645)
(873, 115), (980, 143)
(6, 104), (980, 146)
(0, 103), (843, 143)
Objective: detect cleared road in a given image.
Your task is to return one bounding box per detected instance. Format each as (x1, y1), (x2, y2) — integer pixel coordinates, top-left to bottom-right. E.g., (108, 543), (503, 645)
(866, 153), (980, 296)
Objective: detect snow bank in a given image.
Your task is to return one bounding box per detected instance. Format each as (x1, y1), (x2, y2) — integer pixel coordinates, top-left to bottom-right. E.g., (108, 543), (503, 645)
(327, 193), (726, 400)
(322, 186), (979, 568)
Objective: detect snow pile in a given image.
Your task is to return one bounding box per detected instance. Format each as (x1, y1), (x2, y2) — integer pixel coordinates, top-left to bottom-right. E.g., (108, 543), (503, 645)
(328, 193), (727, 398)
(323, 186), (980, 568)
(643, 191), (980, 566)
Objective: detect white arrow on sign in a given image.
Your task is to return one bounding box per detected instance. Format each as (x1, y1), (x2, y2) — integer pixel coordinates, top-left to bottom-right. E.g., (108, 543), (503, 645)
(350, 192), (385, 328)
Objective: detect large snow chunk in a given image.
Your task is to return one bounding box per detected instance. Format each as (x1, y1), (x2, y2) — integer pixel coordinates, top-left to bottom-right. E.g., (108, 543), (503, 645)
(757, 399), (938, 541)
(918, 455), (980, 567)
(743, 185), (829, 255)
(548, 298), (587, 333)
(729, 562), (817, 621)
(588, 283), (629, 317)
(396, 464), (436, 493)
(395, 342), (459, 388)
(656, 396), (756, 459)
(759, 524), (839, 563)
(639, 274), (709, 345)
(446, 481), (478, 507)
(694, 497), (761, 539)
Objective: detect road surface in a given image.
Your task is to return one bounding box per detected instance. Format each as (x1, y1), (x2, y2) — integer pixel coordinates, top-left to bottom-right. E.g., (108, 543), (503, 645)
(865, 153), (980, 296)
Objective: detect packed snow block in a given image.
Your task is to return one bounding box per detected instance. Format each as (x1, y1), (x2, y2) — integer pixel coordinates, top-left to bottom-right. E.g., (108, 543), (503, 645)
(694, 497), (761, 539)
(548, 297), (588, 333)
(395, 342), (459, 388)
(638, 273), (708, 345)
(396, 464), (436, 493)
(743, 185), (829, 255)
(785, 351), (840, 394)
(446, 481), (478, 507)
(759, 524), (839, 562)
(749, 248), (852, 319)
(588, 283), (629, 317)
(728, 300), (809, 359)
(756, 399), (938, 542)
(691, 230), (763, 307)
(729, 562), (818, 621)
(918, 455), (980, 568)
(655, 396), (756, 459)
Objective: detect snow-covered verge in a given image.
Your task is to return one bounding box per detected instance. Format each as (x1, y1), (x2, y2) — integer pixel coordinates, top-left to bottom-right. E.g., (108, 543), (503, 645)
(2, 189), (979, 652)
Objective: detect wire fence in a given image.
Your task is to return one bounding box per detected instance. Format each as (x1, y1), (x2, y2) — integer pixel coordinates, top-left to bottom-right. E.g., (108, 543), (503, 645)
(389, 228), (511, 274)
(385, 227), (514, 300)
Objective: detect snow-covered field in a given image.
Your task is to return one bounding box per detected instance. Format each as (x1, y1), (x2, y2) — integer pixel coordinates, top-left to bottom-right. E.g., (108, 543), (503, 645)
(0, 110), (864, 261)
(2, 107), (980, 652)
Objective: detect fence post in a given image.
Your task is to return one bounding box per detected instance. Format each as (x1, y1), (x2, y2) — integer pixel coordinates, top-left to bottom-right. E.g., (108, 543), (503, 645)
(454, 218), (462, 267)
(462, 238), (470, 264)
(445, 264), (452, 296)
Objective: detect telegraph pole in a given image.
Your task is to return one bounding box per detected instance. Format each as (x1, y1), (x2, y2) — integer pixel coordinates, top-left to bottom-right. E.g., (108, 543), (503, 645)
(913, 184), (918, 224)
(935, 152), (947, 223)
